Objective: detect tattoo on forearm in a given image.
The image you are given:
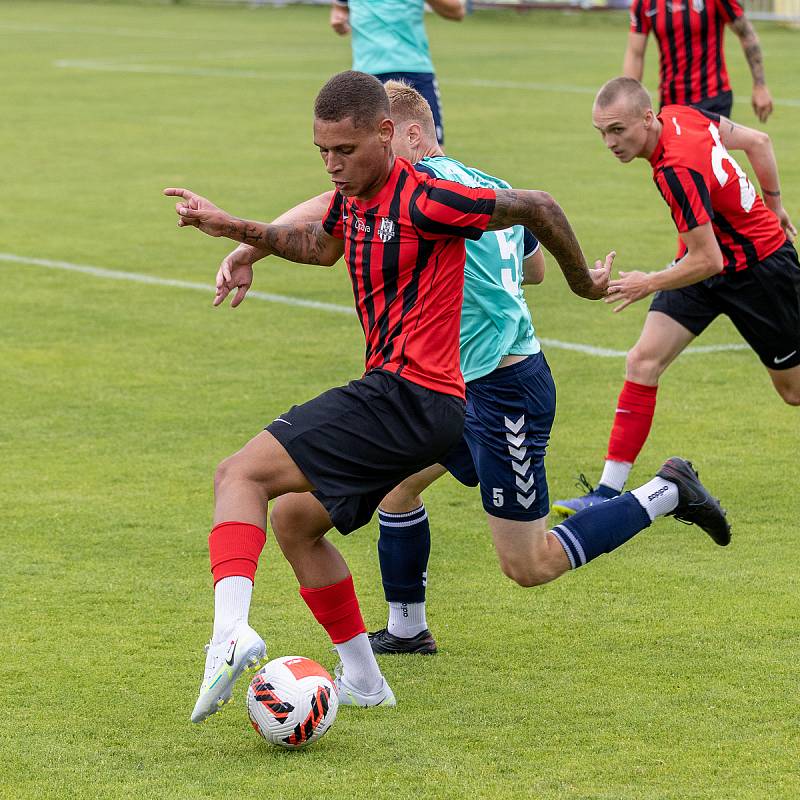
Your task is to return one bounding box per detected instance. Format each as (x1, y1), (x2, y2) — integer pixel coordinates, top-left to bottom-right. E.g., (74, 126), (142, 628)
(491, 190), (595, 297)
(227, 218), (329, 264)
(763, 189), (781, 197)
(732, 18), (766, 84)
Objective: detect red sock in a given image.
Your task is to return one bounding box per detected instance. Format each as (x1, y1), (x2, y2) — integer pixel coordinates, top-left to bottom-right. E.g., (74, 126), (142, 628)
(299, 575), (366, 644)
(606, 380), (658, 464)
(208, 521), (266, 586)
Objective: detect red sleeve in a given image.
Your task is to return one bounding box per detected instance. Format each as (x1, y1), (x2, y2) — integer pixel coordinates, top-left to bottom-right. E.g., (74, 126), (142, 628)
(654, 166), (714, 232)
(630, 0), (651, 34)
(716, 0), (744, 23)
(321, 191), (345, 239)
(409, 178), (496, 241)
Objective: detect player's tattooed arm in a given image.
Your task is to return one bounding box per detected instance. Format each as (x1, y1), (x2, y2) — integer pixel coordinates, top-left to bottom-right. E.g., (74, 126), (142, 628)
(163, 188), (343, 266)
(229, 220), (344, 267)
(489, 189), (611, 300)
(730, 16), (773, 122)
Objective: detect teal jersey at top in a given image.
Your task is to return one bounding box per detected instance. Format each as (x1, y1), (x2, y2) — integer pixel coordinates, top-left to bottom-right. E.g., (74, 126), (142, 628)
(415, 156), (541, 383)
(349, 0), (434, 75)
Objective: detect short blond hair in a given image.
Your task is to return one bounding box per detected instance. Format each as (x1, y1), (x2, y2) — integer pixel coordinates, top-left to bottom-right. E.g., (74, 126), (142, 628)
(384, 79), (437, 140)
(594, 77), (653, 115)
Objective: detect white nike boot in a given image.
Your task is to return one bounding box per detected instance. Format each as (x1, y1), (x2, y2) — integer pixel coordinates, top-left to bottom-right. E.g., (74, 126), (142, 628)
(334, 664), (397, 708)
(191, 623), (267, 723)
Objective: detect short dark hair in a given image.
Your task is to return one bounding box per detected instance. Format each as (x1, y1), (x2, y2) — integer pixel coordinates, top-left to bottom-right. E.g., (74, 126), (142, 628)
(594, 77), (652, 114)
(314, 70), (390, 129)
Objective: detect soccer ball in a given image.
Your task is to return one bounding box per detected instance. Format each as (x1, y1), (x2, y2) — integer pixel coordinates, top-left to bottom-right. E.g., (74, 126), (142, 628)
(246, 656), (339, 749)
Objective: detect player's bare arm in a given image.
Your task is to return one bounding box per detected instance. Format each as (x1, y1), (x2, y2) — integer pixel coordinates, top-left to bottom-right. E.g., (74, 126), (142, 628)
(622, 31), (648, 82)
(521, 249), (545, 286)
(427, 0), (466, 21)
(164, 187), (344, 266)
(729, 15), (773, 123)
(216, 191), (337, 307)
(715, 119), (796, 240)
(606, 223), (723, 313)
(489, 189), (611, 299)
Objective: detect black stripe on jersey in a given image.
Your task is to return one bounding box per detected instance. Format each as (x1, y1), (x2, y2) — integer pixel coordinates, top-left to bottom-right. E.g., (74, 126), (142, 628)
(425, 184), (495, 216)
(346, 207), (367, 335)
(662, 167), (700, 229)
(687, 169), (714, 220)
(374, 171), (406, 365)
(695, 107), (722, 124)
(698, 3), (709, 100)
(359, 212), (377, 361)
(380, 237), (435, 371)
(664, 9), (679, 105)
(413, 162), (438, 179)
(714, 210), (760, 269)
(323, 192), (343, 236)
(718, 0), (740, 21)
(681, 6), (694, 106)
(410, 183), (491, 239)
(716, 236), (738, 272)
(714, 16), (724, 94)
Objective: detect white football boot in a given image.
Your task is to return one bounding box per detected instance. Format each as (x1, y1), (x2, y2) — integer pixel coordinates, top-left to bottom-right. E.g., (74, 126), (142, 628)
(190, 623), (267, 723)
(334, 663), (397, 708)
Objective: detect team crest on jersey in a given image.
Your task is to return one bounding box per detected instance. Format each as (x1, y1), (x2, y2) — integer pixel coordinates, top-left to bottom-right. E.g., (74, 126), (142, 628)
(377, 217), (395, 243)
(692, 0), (704, 12)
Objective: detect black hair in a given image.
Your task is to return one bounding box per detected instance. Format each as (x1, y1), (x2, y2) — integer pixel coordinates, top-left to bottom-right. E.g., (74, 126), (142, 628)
(314, 70), (390, 129)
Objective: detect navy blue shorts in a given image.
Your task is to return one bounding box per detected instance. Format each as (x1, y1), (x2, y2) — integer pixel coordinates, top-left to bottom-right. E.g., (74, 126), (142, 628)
(441, 352), (556, 521)
(374, 71), (444, 144)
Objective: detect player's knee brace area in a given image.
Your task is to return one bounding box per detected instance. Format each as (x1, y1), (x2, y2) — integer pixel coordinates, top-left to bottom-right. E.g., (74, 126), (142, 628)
(625, 349), (665, 385)
(498, 559), (552, 588)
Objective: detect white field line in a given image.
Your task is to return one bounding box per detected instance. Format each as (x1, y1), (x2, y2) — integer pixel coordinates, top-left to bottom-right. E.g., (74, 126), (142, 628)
(49, 60), (800, 107)
(0, 252), (749, 357)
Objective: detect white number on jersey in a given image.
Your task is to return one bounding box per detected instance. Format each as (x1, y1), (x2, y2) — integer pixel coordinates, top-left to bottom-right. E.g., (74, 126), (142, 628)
(708, 122), (756, 213)
(492, 487), (504, 507)
(494, 229), (521, 296)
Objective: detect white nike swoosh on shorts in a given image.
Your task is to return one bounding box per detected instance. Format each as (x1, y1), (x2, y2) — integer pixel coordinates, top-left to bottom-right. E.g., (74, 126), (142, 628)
(773, 351), (797, 365)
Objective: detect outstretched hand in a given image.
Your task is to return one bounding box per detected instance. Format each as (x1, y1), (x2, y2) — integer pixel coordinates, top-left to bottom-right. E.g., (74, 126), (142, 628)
(605, 269), (653, 313)
(214, 245), (259, 308)
(163, 187), (230, 237)
(585, 250), (615, 299)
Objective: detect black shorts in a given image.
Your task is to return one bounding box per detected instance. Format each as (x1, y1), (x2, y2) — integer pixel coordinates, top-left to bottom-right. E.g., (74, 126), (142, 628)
(690, 90), (734, 118)
(266, 369), (465, 535)
(375, 71), (444, 144)
(649, 241), (800, 370)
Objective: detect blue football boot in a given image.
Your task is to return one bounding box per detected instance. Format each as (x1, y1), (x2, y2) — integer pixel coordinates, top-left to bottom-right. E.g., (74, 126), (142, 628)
(551, 474), (620, 517)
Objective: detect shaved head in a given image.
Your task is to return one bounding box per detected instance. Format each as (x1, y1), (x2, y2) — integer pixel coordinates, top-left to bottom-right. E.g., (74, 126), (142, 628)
(594, 77), (653, 116)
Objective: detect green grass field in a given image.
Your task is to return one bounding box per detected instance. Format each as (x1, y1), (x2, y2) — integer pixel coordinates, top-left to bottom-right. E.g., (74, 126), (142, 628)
(2, 3), (799, 798)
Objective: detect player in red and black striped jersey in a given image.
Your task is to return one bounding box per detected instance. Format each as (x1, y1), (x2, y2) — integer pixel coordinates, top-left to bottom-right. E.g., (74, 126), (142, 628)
(553, 77), (798, 518)
(625, 0), (772, 122)
(164, 70), (611, 719)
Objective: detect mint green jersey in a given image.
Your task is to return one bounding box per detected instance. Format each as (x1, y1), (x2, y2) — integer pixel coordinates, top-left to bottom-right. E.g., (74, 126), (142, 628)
(416, 156), (540, 383)
(349, 0), (434, 75)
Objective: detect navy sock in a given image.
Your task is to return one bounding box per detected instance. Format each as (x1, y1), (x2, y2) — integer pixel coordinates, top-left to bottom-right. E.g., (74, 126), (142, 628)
(595, 483), (620, 499)
(551, 492), (651, 569)
(377, 505), (430, 603)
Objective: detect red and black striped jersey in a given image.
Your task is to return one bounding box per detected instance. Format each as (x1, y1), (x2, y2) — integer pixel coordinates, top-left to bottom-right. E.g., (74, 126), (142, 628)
(650, 105), (786, 272)
(630, 0), (743, 107)
(322, 156), (496, 399)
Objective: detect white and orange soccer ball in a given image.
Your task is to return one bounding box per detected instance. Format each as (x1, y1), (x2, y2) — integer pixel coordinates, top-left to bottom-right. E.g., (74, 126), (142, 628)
(246, 656), (339, 749)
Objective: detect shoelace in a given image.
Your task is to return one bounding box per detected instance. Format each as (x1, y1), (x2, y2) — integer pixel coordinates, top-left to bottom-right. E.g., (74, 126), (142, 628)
(574, 473), (596, 495)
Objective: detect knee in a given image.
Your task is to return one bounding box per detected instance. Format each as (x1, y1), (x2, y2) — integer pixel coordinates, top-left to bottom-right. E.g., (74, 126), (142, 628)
(269, 501), (299, 543)
(380, 485), (423, 515)
(498, 559), (553, 588)
(778, 387), (800, 406)
(625, 347), (665, 385)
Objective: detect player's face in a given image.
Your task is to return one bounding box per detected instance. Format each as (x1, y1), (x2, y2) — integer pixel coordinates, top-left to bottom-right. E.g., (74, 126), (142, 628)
(592, 100), (651, 163)
(314, 115), (394, 198)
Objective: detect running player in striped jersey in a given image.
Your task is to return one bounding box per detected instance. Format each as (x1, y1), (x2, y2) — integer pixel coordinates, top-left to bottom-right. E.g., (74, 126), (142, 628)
(553, 77), (798, 517)
(216, 81), (733, 658)
(164, 70), (612, 719)
(625, 0), (772, 121)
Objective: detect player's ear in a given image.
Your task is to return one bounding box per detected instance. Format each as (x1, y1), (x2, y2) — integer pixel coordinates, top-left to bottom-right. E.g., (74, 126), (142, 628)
(407, 122), (422, 148)
(378, 118), (394, 144)
(643, 108), (655, 128)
